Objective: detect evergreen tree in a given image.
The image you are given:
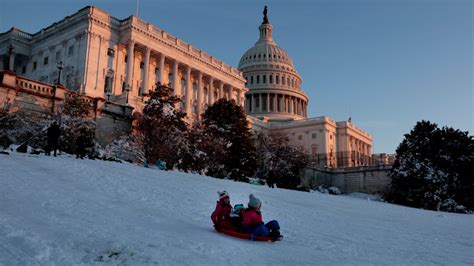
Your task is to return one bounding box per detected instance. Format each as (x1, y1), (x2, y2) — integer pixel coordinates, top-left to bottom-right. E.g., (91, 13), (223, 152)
(137, 82), (188, 168)
(386, 120), (473, 213)
(58, 92), (96, 156)
(199, 98), (257, 181)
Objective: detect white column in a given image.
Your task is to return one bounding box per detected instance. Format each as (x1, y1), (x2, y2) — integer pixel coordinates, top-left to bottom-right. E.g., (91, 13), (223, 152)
(237, 89), (242, 106)
(158, 54), (165, 84)
(172, 60), (180, 96)
(197, 71), (203, 117)
(219, 81), (224, 99)
(208, 77), (214, 105)
(289, 97), (293, 114)
(9, 53), (15, 71)
(142, 47), (151, 95)
(125, 40), (135, 90)
(185, 66), (192, 115)
(266, 93), (270, 112)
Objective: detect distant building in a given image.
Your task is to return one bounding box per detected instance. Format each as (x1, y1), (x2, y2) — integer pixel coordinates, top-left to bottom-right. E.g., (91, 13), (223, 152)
(0, 6), (247, 122)
(240, 8), (373, 168)
(1, 6), (378, 168)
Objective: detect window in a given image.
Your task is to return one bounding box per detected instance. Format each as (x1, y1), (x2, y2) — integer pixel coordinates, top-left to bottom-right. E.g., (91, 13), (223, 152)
(140, 62), (144, 69)
(312, 133), (317, 139)
(298, 135), (303, 140)
(124, 55), (128, 63)
(256, 75), (260, 84)
(269, 75), (273, 84)
(55, 51), (61, 62)
(282, 76), (285, 85)
(107, 48), (115, 57)
(287, 77), (290, 86)
(253, 55), (256, 59)
(258, 54), (261, 58)
(43, 56), (49, 65)
(21, 66), (26, 74)
(245, 77), (248, 85)
(250, 76), (254, 84)
(68, 45), (74, 56)
(33, 61), (37, 70)
(263, 75), (266, 83)
(330, 135), (333, 140)
(276, 75), (279, 84)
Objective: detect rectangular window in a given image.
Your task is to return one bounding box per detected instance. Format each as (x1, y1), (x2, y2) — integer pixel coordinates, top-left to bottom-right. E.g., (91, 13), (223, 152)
(68, 45), (74, 56)
(55, 51), (61, 62)
(33, 61), (37, 70)
(298, 135), (303, 140)
(263, 75), (266, 83)
(312, 133), (317, 139)
(21, 66), (26, 74)
(257, 75), (260, 84)
(250, 76), (254, 84)
(140, 62), (144, 69)
(124, 55), (128, 63)
(43, 56), (49, 65)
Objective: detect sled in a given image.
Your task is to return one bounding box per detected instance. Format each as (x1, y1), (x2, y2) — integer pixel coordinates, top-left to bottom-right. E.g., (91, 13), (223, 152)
(216, 228), (282, 242)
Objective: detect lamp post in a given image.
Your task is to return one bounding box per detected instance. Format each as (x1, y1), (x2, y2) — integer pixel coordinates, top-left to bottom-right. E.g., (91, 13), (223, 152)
(56, 61), (65, 85)
(125, 84), (131, 105)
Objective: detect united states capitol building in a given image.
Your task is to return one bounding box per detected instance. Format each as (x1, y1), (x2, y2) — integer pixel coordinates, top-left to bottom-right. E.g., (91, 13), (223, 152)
(0, 6), (375, 168)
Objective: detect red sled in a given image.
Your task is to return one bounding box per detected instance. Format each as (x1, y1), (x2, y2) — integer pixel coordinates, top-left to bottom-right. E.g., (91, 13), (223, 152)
(216, 228), (275, 242)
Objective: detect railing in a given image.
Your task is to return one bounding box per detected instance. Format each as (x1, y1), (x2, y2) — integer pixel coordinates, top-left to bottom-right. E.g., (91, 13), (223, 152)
(16, 78), (53, 96)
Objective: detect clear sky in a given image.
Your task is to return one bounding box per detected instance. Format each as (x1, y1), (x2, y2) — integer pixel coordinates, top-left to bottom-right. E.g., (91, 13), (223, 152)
(1, 0), (472, 153)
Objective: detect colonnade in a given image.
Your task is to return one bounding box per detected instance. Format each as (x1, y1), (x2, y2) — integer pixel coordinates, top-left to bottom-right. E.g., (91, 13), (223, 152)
(245, 92), (307, 117)
(124, 40), (244, 116)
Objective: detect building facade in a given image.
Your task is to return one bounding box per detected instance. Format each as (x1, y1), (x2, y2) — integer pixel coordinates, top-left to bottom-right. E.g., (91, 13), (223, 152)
(0, 6), (376, 168)
(0, 6), (247, 122)
(241, 9), (373, 168)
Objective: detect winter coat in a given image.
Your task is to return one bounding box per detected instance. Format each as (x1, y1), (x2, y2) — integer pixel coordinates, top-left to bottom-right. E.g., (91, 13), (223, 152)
(47, 124), (61, 142)
(211, 199), (232, 225)
(241, 207), (263, 230)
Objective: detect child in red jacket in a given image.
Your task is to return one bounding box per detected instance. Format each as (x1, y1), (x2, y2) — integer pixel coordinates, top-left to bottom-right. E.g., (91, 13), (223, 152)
(241, 194), (281, 241)
(211, 191), (235, 231)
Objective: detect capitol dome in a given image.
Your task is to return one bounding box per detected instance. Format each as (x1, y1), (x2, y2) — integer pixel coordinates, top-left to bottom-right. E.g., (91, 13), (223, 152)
(239, 6), (308, 121)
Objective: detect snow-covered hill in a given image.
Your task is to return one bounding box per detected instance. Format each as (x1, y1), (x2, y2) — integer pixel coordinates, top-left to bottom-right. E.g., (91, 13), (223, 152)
(0, 151), (472, 265)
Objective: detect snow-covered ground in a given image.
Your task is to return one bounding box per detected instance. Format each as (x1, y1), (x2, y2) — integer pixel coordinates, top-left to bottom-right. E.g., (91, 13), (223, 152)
(0, 151), (472, 265)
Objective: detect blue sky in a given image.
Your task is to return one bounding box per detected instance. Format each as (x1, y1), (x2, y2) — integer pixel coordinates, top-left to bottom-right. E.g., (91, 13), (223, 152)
(1, 0), (472, 153)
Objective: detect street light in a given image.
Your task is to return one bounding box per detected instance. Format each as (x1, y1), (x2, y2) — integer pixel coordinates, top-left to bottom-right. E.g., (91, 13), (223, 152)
(56, 61), (65, 85)
(125, 84), (131, 104)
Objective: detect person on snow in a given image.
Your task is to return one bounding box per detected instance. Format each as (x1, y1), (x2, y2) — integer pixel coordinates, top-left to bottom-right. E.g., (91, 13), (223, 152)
(211, 191), (235, 231)
(241, 194), (282, 241)
(76, 129), (87, 159)
(229, 204), (245, 230)
(46, 121), (61, 157)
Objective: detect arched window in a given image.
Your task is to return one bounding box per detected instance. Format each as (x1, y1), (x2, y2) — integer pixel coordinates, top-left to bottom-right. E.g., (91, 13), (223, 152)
(276, 75), (279, 84)
(256, 75), (260, 84)
(269, 75), (273, 84)
(287, 77), (290, 86)
(282, 76), (285, 85)
(251, 76), (254, 84)
(263, 75), (266, 83)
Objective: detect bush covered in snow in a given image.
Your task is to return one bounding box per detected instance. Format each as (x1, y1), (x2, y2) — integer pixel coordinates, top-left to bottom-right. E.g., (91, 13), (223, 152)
(385, 120), (473, 213)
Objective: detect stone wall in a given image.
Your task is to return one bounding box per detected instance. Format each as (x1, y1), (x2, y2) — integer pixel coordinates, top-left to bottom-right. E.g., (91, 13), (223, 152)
(0, 70), (133, 147)
(303, 164), (392, 194)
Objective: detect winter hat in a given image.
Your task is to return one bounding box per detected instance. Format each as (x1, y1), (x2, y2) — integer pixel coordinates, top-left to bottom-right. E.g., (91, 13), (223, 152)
(248, 194), (261, 208)
(218, 191), (229, 200)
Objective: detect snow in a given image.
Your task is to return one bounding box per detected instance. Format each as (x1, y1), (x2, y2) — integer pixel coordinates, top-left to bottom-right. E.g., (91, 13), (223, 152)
(0, 151), (473, 265)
